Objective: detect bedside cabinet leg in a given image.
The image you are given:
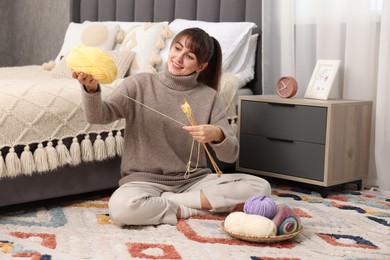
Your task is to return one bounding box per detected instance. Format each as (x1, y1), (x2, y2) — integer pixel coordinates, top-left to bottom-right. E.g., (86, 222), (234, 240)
(320, 189), (329, 198)
(356, 180), (363, 191)
(320, 180), (363, 198)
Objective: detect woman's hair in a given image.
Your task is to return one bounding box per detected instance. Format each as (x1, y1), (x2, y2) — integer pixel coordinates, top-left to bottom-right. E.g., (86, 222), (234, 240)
(170, 28), (222, 92)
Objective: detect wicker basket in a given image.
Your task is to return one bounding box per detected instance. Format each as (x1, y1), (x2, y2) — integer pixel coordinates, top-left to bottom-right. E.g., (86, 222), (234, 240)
(220, 221), (303, 243)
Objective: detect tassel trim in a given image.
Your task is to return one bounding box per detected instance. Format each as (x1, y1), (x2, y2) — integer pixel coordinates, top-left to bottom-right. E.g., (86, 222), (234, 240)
(0, 131), (124, 179)
(150, 52), (162, 66)
(162, 26), (173, 38)
(228, 116), (238, 134)
(21, 145), (35, 175)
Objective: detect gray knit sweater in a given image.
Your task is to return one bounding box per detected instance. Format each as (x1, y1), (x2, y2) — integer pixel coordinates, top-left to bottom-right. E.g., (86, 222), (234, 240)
(81, 67), (239, 186)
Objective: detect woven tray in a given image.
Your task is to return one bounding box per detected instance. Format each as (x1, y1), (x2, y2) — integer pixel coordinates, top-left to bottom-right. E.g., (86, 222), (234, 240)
(220, 221), (303, 243)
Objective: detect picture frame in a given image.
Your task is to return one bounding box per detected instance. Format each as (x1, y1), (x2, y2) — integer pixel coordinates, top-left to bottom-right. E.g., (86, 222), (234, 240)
(304, 59), (341, 100)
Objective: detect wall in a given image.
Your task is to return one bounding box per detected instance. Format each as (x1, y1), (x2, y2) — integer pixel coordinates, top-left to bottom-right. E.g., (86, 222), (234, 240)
(0, 0), (15, 66)
(0, 0), (70, 67)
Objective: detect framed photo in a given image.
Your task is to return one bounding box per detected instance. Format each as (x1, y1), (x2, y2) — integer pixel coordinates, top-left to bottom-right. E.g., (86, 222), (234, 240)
(304, 59), (341, 100)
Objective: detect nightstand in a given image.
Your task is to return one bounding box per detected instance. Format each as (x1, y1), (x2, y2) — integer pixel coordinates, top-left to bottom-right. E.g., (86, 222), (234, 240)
(236, 95), (372, 197)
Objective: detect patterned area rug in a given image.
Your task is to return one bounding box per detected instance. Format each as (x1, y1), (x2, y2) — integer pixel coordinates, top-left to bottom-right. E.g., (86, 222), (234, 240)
(0, 184), (389, 259)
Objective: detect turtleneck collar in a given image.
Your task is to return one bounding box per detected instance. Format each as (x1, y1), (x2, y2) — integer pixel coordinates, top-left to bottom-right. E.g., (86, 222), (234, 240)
(158, 64), (200, 91)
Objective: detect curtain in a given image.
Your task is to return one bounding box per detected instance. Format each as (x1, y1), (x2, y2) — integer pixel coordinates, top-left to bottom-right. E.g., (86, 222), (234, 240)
(262, 0), (390, 191)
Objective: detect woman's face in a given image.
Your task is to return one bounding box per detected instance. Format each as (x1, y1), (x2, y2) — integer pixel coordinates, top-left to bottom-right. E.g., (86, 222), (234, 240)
(167, 36), (207, 76)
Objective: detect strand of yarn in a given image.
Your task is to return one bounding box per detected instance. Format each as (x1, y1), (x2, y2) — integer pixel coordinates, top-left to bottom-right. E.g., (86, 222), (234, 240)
(184, 140), (200, 179)
(115, 131), (124, 156)
(56, 140), (72, 167)
(34, 143), (49, 172)
(93, 134), (107, 161)
(45, 141), (59, 171)
(105, 132), (116, 158)
(81, 135), (94, 162)
(103, 85), (185, 127)
(70, 137), (81, 166)
(244, 195), (278, 219)
(0, 151), (6, 178)
(5, 147), (21, 177)
(20, 145), (36, 175)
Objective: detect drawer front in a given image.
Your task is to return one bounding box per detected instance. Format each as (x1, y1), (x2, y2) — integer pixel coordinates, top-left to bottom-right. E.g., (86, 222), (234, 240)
(240, 101), (327, 144)
(239, 135), (325, 181)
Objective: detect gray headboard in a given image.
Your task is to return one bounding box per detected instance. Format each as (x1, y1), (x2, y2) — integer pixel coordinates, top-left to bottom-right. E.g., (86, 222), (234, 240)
(69, 0), (262, 94)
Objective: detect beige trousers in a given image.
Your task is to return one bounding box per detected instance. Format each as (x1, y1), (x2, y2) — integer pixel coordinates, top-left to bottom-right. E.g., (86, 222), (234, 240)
(108, 173), (271, 226)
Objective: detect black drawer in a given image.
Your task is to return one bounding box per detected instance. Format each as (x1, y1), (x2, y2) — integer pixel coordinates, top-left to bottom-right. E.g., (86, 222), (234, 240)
(240, 101), (327, 144)
(239, 135), (325, 181)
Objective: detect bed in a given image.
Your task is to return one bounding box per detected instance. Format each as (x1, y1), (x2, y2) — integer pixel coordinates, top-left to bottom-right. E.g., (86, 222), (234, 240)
(0, 0), (263, 207)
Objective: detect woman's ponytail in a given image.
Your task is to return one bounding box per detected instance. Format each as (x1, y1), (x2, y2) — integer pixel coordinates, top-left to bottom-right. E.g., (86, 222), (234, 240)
(198, 37), (222, 92)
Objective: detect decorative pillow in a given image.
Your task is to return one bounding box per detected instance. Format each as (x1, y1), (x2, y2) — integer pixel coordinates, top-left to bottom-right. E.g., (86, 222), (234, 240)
(158, 19), (256, 71)
(84, 21), (145, 33)
(119, 22), (172, 75)
(83, 21), (147, 49)
(55, 22), (120, 62)
(51, 49), (136, 81)
(51, 56), (73, 78)
(108, 49), (136, 78)
(227, 34), (259, 88)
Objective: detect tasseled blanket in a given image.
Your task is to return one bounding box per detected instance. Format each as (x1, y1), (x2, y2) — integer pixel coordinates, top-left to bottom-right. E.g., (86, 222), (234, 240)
(0, 65), (125, 179)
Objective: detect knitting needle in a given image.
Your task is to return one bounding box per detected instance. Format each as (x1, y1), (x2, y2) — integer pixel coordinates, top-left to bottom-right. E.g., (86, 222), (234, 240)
(181, 99), (222, 177)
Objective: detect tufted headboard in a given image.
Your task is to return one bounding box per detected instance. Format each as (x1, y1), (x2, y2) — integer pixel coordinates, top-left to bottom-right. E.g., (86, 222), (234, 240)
(69, 0), (262, 94)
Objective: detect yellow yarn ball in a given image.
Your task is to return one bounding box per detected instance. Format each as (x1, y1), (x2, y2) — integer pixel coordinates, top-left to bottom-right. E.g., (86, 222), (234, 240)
(66, 46), (118, 84)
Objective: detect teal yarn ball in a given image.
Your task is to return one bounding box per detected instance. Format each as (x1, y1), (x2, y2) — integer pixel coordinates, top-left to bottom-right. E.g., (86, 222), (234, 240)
(244, 195), (277, 219)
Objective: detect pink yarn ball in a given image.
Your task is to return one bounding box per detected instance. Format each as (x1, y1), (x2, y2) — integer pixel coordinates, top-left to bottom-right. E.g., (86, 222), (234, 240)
(244, 195), (277, 219)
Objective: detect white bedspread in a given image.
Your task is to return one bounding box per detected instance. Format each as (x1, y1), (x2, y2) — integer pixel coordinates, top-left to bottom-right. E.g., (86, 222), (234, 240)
(0, 65), (125, 178)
